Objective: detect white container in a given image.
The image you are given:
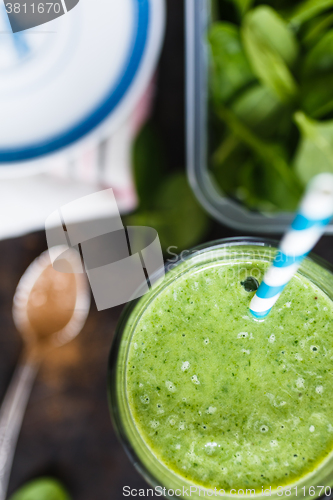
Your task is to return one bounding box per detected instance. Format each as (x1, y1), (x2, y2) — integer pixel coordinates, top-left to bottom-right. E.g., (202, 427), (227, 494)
(0, 0), (165, 240)
(0, 0), (165, 171)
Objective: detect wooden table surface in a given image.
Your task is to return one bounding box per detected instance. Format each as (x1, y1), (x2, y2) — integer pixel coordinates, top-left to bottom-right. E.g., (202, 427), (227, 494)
(0, 231), (137, 500)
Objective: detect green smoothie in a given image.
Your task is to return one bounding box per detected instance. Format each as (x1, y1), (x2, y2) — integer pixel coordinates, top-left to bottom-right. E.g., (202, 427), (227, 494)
(125, 257), (333, 492)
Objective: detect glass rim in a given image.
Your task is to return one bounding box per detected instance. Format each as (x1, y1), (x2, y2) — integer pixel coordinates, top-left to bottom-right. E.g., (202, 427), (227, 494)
(112, 237), (333, 337)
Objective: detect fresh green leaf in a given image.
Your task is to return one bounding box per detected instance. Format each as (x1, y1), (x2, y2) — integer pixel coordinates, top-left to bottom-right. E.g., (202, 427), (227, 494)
(289, 0), (333, 26)
(231, 84), (287, 137)
(9, 478), (70, 500)
(125, 173), (210, 252)
(235, 161), (273, 211)
(303, 29), (333, 76)
(208, 22), (255, 104)
(301, 12), (333, 48)
(244, 6), (299, 67)
(211, 142), (272, 210)
(230, 0), (254, 16)
(242, 6), (299, 102)
(132, 123), (165, 210)
(234, 159), (274, 210)
(258, 159), (301, 211)
(210, 0), (220, 22)
(294, 111), (333, 184)
(215, 104), (303, 197)
(213, 144), (300, 211)
(212, 132), (240, 169)
(212, 139), (252, 195)
(220, 146), (300, 211)
(301, 73), (333, 118)
(300, 32), (333, 118)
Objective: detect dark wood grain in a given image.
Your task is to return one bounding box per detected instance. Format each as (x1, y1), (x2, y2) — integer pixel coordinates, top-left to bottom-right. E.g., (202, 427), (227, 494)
(1, 229), (166, 500)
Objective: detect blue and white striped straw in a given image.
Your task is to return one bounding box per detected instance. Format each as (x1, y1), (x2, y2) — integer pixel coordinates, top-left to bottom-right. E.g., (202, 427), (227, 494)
(250, 174), (333, 319)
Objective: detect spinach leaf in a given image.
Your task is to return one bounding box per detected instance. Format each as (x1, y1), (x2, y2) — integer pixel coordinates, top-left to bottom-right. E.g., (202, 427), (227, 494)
(212, 138), (252, 195)
(290, 0), (333, 26)
(234, 158), (273, 210)
(294, 111), (333, 184)
(301, 13), (333, 48)
(231, 84), (287, 137)
(230, 0), (254, 16)
(240, 158), (299, 211)
(303, 29), (333, 76)
(244, 6), (298, 67)
(212, 141), (273, 210)
(242, 7), (299, 103)
(9, 478), (70, 500)
(258, 159), (301, 211)
(301, 31), (333, 117)
(301, 73), (333, 118)
(215, 104), (303, 197)
(125, 173), (210, 252)
(132, 123), (165, 210)
(210, 0), (220, 22)
(208, 22), (255, 104)
(212, 140), (299, 211)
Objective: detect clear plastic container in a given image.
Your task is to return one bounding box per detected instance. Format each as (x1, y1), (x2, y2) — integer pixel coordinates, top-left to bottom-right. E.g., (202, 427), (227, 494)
(185, 0), (333, 234)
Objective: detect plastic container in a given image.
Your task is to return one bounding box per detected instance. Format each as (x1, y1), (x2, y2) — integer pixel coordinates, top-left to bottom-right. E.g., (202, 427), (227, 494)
(185, 0), (333, 234)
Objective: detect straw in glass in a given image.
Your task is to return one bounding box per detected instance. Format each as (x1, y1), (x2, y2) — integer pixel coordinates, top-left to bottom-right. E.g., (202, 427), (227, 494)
(250, 174), (333, 319)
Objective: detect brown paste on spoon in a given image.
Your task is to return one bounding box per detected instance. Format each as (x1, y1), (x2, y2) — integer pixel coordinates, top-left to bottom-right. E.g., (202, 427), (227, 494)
(27, 259), (77, 341)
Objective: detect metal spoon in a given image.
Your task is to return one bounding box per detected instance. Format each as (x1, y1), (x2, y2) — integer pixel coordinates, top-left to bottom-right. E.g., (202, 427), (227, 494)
(0, 247), (90, 500)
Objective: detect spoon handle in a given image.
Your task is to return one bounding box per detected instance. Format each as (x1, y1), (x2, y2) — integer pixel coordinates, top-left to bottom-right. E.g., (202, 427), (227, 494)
(0, 353), (39, 500)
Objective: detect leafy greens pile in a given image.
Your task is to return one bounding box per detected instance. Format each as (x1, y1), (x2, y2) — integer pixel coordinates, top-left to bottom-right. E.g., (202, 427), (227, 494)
(209, 0), (333, 212)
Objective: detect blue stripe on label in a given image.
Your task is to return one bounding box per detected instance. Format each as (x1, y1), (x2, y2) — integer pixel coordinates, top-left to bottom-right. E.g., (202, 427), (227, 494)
(256, 282), (285, 299)
(0, 0), (150, 164)
(292, 213), (332, 230)
(273, 251), (305, 268)
(250, 309), (271, 319)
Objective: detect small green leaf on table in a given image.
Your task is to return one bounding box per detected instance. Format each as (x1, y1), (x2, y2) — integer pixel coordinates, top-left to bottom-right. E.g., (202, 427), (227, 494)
(9, 478), (71, 500)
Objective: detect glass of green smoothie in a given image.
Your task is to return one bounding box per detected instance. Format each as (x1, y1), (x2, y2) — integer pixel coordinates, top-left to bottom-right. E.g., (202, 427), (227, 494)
(108, 237), (333, 500)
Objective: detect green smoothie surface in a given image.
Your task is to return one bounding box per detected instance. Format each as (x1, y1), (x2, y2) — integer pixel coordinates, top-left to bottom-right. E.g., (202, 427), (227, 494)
(126, 260), (333, 491)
